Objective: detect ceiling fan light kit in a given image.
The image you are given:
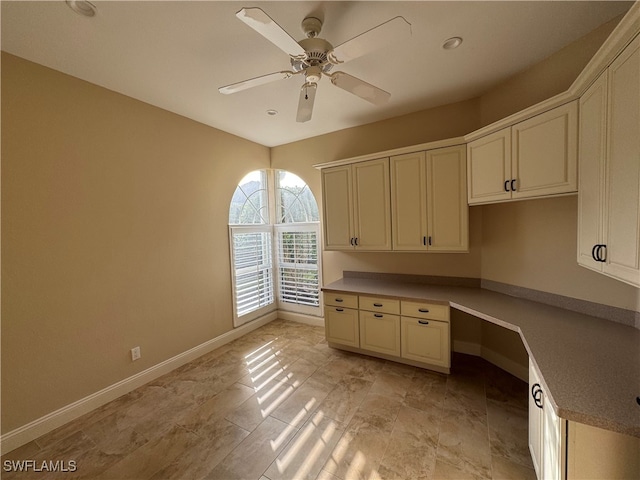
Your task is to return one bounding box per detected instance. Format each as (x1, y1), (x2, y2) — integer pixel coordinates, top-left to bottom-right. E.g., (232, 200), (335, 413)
(219, 7), (411, 123)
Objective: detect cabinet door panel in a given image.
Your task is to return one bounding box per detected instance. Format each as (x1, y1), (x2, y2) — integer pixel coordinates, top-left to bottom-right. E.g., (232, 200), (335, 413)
(467, 128), (511, 204)
(427, 145), (469, 251)
(603, 35), (640, 287)
(322, 166), (353, 250)
(512, 101), (578, 199)
(352, 158), (392, 250)
(400, 317), (450, 367)
(577, 74), (607, 272)
(325, 307), (359, 347)
(528, 360), (544, 480)
(359, 311), (400, 356)
(391, 152), (427, 250)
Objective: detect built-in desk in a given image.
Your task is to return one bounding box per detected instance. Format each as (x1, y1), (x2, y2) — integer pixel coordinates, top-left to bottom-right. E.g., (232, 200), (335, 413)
(322, 276), (640, 439)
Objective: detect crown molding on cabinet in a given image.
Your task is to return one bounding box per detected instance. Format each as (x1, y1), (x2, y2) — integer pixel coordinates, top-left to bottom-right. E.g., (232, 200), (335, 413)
(312, 136), (466, 169)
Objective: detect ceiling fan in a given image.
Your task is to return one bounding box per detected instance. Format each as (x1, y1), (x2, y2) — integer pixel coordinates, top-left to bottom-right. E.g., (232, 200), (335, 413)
(218, 7), (411, 122)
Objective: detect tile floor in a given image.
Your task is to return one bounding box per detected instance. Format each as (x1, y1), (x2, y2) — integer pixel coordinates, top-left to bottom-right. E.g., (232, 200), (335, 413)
(3, 319), (536, 480)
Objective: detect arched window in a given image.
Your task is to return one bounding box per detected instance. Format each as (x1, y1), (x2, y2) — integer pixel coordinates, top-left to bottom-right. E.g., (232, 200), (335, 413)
(229, 170), (321, 326)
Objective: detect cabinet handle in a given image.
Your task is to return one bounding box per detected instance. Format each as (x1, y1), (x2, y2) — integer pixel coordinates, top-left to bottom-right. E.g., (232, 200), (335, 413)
(335, 298), (343, 303)
(418, 308), (430, 313)
(531, 383), (543, 409)
(511, 179), (516, 191)
(336, 308), (344, 312)
(374, 313), (383, 318)
(504, 180), (510, 192)
(354, 237), (359, 246)
(350, 238), (354, 246)
(428, 236), (432, 246)
(591, 244), (598, 261)
(373, 303), (383, 307)
(596, 244), (607, 262)
(423, 236), (427, 246)
(418, 320), (429, 325)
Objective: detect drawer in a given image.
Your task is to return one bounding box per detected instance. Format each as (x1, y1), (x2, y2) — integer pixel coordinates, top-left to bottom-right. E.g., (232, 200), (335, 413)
(359, 296), (400, 315)
(324, 292), (358, 309)
(401, 301), (449, 321)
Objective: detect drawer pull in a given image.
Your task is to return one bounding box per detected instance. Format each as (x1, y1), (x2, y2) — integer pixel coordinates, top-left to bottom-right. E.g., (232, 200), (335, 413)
(374, 313), (383, 318)
(418, 308), (430, 313)
(531, 383), (543, 409)
(336, 308), (344, 312)
(418, 320), (429, 325)
(335, 298), (344, 303)
(373, 303), (383, 307)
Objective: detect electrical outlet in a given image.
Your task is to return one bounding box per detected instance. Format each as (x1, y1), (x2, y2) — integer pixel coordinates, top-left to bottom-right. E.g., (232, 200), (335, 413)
(131, 346), (141, 361)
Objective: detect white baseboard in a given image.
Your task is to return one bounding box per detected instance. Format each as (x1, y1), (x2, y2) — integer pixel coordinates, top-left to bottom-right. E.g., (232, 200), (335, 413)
(453, 340), (527, 382)
(0, 311), (278, 455)
(277, 311), (325, 327)
(452, 340), (482, 356)
(480, 346), (528, 382)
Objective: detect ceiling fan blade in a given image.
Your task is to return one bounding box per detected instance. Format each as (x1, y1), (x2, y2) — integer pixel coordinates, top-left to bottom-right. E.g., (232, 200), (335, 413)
(328, 16), (411, 65)
(219, 71), (294, 94)
(296, 83), (317, 123)
(330, 72), (390, 105)
(236, 7), (307, 60)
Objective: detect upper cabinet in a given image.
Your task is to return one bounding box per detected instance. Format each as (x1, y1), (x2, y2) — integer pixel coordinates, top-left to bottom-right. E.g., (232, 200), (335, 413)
(322, 158), (391, 251)
(578, 35), (640, 288)
(391, 145), (468, 252)
(321, 143), (468, 253)
(467, 101), (578, 205)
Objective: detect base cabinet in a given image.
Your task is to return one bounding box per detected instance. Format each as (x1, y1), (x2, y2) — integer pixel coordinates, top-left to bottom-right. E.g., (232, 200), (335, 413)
(324, 293), (359, 348)
(359, 311), (400, 356)
(324, 292), (450, 373)
(529, 359), (640, 480)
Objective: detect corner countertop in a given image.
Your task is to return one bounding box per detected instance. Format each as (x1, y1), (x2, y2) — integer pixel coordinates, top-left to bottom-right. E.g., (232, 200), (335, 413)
(322, 277), (640, 438)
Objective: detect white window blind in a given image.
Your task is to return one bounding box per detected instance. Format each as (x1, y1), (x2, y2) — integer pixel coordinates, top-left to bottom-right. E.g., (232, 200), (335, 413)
(230, 226), (275, 325)
(275, 224), (320, 314)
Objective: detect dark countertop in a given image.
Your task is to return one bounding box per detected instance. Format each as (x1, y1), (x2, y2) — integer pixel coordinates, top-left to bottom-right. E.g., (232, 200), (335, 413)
(322, 277), (640, 438)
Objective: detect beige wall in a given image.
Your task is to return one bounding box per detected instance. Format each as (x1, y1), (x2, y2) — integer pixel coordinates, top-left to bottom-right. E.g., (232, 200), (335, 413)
(479, 16), (621, 125)
(1, 53), (270, 432)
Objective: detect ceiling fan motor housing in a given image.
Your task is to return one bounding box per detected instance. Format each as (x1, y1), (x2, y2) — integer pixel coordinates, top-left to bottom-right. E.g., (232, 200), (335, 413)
(291, 37), (334, 73)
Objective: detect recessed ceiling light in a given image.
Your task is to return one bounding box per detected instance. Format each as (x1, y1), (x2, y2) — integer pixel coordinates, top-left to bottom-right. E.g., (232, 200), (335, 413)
(442, 37), (463, 50)
(266, 109), (278, 116)
(66, 0), (97, 17)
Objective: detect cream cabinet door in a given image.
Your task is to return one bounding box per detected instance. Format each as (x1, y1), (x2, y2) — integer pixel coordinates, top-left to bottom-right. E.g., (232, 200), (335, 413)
(352, 158), (392, 250)
(322, 165), (354, 250)
(391, 152), (428, 250)
(577, 73), (608, 272)
(325, 306), (359, 347)
(528, 359), (544, 479)
(400, 317), (450, 367)
(426, 145), (469, 251)
(511, 101), (578, 199)
(359, 311), (400, 356)
(603, 35), (640, 287)
(467, 128), (511, 204)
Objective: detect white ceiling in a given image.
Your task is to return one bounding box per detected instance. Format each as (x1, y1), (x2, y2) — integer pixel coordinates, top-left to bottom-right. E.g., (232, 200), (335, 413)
(1, 1), (633, 147)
